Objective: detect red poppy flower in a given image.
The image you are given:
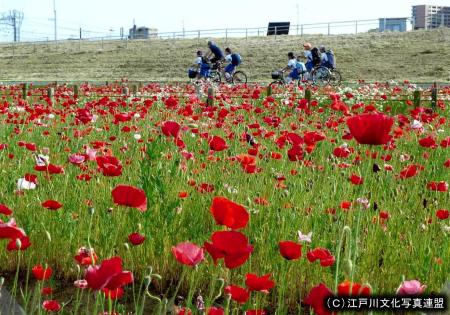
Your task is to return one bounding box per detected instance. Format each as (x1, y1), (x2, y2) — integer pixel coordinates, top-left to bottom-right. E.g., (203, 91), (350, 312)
(41, 287), (53, 295)
(0, 204), (13, 216)
(224, 285), (250, 304)
(245, 273), (275, 293)
(307, 248), (335, 267)
(304, 283), (334, 315)
(85, 256), (133, 291)
(333, 147), (351, 158)
(279, 241), (302, 260)
(210, 196), (249, 230)
(128, 232), (146, 246)
(161, 121), (181, 138)
(338, 280), (371, 296)
(0, 218), (26, 240)
(111, 185), (147, 212)
(34, 164), (64, 174)
(346, 113), (393, 145)
(32, 265), (53, 281)
(204, 231), (253, 269)
(171, 242), (205, 267)
(196, 183), (215, 194)
(209, 136), (228, 151)
(419, 136), (437, 149)
(25, 142), (37, 152)
(399, 164), (424, 179)
(441, 137), (450, 148)
(207, 307), (224, 315)
(444, 159), (450, 168)
(304, 131), (326, 146)
(74, 247), (98, 265)
(349, 174), (363, 185)
(436, 209), (449, 220)
(287, 145), (303, 161)
(41, 200), (63, 210)
(102, 287), (124, 300)
(96, 156), (123, 177)
(176, 308), (192, 315)
(427, 181), (448, 192)
(42, 300), (61, 312)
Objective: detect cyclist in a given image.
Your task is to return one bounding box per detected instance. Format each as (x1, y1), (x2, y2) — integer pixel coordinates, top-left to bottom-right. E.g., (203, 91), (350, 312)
(191, 50), (211, 79)
(303, 42), (321, 72)
(223, 47), (242, 82)
(319, 45), (336, 69)
(279, 52), (302, 83)
(206, 41), (225, 69)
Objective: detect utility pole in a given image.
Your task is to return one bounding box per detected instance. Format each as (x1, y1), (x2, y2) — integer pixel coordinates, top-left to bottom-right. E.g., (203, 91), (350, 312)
(53, 0), (57, 42)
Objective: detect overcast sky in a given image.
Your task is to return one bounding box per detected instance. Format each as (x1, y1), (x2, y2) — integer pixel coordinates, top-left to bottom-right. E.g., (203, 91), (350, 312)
(0, 0), (449, 41)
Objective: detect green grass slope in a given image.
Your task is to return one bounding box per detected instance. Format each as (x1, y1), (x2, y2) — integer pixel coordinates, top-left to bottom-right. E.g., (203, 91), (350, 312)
(0, 28), (449, 83)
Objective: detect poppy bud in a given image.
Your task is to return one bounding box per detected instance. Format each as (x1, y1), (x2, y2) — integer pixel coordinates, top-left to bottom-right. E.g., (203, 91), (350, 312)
(15, 238), (22, 250)
(343, 258), (353, 276)
(0, 276), (4, 287)
(124, 243), (130, 251)
(138, 223), (142, 231)
(144, 275), (152, 288)
(44, 230), (52, 242)
(88, 207), (95, 216)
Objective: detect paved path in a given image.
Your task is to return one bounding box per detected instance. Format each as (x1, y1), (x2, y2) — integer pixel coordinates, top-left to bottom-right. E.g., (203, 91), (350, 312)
(0, 287), (26, 315)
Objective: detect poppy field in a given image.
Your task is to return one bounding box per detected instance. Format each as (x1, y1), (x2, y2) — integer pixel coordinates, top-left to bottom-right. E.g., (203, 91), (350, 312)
(0, 81), (449, 314)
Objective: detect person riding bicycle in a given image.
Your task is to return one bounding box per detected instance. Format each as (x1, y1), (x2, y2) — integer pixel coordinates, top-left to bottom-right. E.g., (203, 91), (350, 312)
(303, 42), (321, 72)
(191, 50), (211, 79)
(279, 52), (304, 83)
(319, 45), (336, 69)
(206, 41), (225, 69)
(223, 47), (242, 82)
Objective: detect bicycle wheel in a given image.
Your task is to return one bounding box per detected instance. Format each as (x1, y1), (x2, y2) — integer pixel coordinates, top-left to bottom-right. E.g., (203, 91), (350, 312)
(311, 66), (331, 86)
(209, 71), (221, 84)
(232, 71), (247, 84)
(329, 69), (342, 86)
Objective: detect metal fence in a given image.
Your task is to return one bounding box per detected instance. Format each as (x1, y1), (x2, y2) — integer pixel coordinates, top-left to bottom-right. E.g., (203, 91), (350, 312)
(2, 19), (382, 46)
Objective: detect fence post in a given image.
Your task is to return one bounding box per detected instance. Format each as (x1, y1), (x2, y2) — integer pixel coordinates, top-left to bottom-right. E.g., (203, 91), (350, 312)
(79, 38), (81, 51)
(206, 87), (214, 107)
(274, 26), (277, 40)
(101, 37), (104, 49)
(132, 84), (138, 96)
(126, 37), (128, 49)
(22, 83), (27, 100)
(47, 87), (54, 101)
(431, 82), (438, 109)
(12, 42), (15, 58)
(257, 29), (260, 36)
(355, 20), (358, 34)
(73, 84), (79, 98)
(413, 90), (421, 108)
(197, 30), (200, 44)
(301, 25), (304, 36)
(245, 28), (248, 42)
(225, 29), (228, 44)
(327, 23), (330, 35)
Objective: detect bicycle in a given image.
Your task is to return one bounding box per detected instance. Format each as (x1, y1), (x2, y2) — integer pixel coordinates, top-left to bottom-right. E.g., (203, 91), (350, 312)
(309, 66), (332, 86)
(269, 70), (306, 88)
(328, 68), (342, 86)
(211, 61), (248, 84)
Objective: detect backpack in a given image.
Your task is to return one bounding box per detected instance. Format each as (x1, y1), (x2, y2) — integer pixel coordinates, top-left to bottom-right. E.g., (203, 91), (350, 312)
(231, 53), (242, 66)
(311, 47), (321, 66)
(295, 61), (306, 73)
(325, 50), (336, 68)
